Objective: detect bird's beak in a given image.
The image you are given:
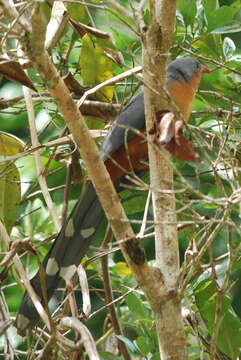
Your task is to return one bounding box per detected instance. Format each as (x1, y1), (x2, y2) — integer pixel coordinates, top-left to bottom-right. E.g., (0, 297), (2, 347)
(200, 65), (211, 74)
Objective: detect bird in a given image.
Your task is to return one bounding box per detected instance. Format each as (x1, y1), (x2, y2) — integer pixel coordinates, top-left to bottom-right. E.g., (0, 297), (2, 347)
(15, 57), (210, 335)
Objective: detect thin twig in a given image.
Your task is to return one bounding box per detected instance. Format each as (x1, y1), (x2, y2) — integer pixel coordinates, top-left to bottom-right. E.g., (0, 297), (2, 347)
(0, 219), (51, 330)
(23, 86), (61, 231)
(101, 226), (131, 360)
(77, 66), (142, 107)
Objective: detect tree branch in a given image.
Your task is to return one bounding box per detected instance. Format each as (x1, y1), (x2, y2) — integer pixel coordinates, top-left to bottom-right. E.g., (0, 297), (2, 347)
(16, 0), (168, 334)
(141, 0), (187, 358)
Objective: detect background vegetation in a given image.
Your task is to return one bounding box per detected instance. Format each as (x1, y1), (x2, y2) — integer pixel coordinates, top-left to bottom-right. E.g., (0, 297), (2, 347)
(1, 0), (241, 358)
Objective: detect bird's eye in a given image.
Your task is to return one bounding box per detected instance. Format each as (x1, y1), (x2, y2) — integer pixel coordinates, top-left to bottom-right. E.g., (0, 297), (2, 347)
(195, 61), (201, 72)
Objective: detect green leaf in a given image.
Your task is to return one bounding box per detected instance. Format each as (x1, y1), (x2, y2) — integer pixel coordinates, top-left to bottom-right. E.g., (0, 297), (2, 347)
(23, 198), (54, 238)
(202, 0), (219, 14)
(80, 34), (114, 101)
(150, 354), (161, 360)
(95, 38), (117, 51)
(199, 119), (221, 132)
(0, 162), (21, 234)
(143, 8), (151, 26)
(0, 132), (24, 234)
(195, 280), (241, 359)
(122, 191), (148, 215)
(135, 335), (155, 356)
(99, 351), (121, 360)
(0, 131), (24, 157)
(206, 6), (237, 32)
(67, 3), (86, 22)
(125, 292), (148, 319)
(193, 33), (223, 59)
(178, 0), (197, 26)
(232, 256), (241, 271)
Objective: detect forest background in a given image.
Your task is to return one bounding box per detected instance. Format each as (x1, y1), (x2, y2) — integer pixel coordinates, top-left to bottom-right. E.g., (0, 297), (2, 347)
(1, 0), (241, 359)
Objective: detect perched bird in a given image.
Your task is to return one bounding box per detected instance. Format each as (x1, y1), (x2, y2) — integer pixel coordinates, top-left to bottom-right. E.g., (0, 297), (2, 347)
(15, 57), (210, 335)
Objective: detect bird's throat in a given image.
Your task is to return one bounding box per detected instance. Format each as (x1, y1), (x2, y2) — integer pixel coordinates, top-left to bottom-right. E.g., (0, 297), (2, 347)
(169, 72), (202, 121)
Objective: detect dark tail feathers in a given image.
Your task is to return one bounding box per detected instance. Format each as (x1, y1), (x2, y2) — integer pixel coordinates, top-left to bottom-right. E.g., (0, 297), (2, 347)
(15, 181), (104, 335)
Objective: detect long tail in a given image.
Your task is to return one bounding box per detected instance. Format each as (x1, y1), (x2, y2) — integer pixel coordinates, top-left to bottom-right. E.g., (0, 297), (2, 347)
(15, 181), (104, 335)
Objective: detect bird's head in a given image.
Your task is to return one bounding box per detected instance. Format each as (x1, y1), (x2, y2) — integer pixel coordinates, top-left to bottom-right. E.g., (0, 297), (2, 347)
(167, 57), (210, 85)
(166, 57), (210, 120)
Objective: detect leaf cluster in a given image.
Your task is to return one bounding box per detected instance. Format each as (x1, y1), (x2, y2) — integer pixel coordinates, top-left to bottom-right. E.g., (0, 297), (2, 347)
(0, 0), (241, 359)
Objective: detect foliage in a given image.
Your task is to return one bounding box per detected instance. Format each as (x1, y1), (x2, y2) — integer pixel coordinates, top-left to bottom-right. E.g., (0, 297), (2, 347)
(0, 0), (241, 359)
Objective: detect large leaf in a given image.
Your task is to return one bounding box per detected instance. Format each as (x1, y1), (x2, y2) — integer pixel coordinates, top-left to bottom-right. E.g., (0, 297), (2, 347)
(67, 2), (86, 22)
(178, 0), (197, 26)
(193, 33), (224, 59)
(80, 34), (114, 101)
(125, 292), (149, 319)
(206, 6), (237, 32)
(195, 279), (241, 359)
(202, 0), (219, 13)
(0, 131), (25, 156)
(0, 132), (24, 234)
(135, 335), (155, 356)
(0, 162), (21, 234)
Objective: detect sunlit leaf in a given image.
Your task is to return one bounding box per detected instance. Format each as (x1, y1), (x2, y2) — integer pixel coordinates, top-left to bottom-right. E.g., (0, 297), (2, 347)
(0, 132), (24, 234)
(202, 0), (219, 13)
(206, 6), (237, 32)
(0, 162), (21, 234)
(223, 37), (236, 60)
(114, 261), (131, 275)
(67, 2), (86, 22)
(212, 24), (241, 34)
(0, 131), (25, 156)
(80, 34), (114, 101)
